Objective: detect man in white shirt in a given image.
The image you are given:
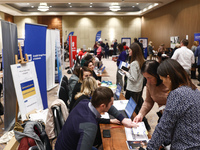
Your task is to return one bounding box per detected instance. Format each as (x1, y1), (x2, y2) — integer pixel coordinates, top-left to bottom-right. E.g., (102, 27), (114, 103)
(171, 39), (195, 74)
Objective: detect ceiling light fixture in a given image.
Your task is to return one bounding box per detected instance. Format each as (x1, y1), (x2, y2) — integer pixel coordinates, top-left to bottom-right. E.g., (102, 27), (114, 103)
(38, 3), (49, 12)
(90, 6), (92, 7)
(109, 5), (121, 11)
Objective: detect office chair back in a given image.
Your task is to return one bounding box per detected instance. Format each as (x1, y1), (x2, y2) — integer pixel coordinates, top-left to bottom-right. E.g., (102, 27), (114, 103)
(51, 105), (65, 137)
(58, 75), (69, 107)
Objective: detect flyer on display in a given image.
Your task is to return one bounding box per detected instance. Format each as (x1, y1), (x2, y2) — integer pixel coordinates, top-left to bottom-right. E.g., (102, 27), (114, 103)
(10, 61), (43, 121)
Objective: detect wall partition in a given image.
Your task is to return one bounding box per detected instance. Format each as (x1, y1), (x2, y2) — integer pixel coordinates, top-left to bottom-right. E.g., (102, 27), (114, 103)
(0, 20), (18, 131)
(62, 16), (142, 49)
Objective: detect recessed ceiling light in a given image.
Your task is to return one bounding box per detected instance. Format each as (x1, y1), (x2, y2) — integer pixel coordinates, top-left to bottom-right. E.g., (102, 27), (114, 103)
(132, 6), (135, 7)
(90, 6), (92, 7)
(38, 3), (49, 12)
(68, 3), (71, 4)
(90, 3), (93, 4)
(70, 6), (72, 7)
(31, 6), (34, 8)
(136, 3), (139, 5)
(109, 5), (121, 11)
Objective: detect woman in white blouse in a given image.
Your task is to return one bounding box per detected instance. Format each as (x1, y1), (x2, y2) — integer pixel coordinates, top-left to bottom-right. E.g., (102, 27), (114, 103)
(122, 42), (144, 106)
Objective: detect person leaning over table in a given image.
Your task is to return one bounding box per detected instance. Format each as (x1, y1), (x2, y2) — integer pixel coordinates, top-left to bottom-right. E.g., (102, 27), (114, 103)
(147, 58), (200, 150)
(71, 76), (120, 148)
(133, 60), (169, 124)
(55, 87), (138, 150)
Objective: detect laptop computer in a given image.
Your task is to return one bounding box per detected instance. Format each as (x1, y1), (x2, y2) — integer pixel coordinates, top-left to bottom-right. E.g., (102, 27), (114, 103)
(114, 84), (122, 100)
(99, 66), (106, 74)
(110, 97), (137, 119)
(98, 64), (103, 70)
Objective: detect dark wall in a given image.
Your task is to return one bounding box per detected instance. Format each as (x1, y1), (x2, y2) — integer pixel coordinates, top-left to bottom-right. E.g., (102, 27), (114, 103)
(141, 0), (200, 50)
(38, 16), (62, 43)
(4, 13), (14, 23)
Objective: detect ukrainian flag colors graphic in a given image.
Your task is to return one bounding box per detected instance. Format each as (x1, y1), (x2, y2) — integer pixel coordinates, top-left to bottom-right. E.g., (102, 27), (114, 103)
(21, 80), (36, 99)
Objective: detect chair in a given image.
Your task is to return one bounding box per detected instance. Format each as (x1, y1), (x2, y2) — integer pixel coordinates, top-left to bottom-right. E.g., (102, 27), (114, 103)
(58, 76), (69, 107)
(51, 105), (65, 137)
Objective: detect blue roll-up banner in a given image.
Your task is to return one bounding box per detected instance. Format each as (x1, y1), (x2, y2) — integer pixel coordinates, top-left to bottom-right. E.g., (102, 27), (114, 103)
(24, 23), (48, 109)
(139, 37), (148, 59)
(194, 33), (200, 44)
(67, 31), (74, 42)
(95, 30), (101, 42)
(55, 29), (62, 83)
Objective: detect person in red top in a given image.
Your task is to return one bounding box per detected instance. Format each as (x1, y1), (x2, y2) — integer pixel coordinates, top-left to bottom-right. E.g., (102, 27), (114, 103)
(78, 48), (86, 59)
(96, 43), (102, 61)
(123, 42), (129, 51)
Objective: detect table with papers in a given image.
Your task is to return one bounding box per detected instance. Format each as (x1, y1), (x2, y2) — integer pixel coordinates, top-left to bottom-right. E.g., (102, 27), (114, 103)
(100, 94), (150, 150)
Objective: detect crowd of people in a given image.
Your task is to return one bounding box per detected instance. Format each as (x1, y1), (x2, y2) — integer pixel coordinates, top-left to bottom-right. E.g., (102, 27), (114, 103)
(55, 38), (200, 150)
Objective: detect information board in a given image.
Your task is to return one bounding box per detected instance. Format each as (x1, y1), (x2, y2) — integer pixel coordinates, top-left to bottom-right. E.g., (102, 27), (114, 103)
(10, 61), (43, 121)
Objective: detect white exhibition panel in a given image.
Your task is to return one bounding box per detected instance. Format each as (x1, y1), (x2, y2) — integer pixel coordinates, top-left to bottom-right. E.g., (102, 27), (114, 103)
(46, 29), (56, 91)
(10, 61), (43, 121)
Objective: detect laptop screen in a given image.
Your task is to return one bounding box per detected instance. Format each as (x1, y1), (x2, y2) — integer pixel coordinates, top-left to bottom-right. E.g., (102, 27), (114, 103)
(125, 97), (137, 118)
(98, 64), (103, 69)
(101, 66), (106, 73)
(115, 84), (122, 99)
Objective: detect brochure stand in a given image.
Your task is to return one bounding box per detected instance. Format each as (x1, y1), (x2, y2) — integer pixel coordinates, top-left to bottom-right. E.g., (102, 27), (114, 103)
(15, 43), (29, 122)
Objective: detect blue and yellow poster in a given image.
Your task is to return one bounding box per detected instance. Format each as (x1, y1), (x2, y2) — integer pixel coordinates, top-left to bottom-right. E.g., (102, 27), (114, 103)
(21, 80), (36, 99)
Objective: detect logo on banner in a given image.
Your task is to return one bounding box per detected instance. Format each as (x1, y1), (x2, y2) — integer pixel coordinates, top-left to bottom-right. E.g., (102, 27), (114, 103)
(194, 33), (200, 44)
(21, 80), (36, 99)
(95, 31), (101, 42)
(67, 32), (74, 42)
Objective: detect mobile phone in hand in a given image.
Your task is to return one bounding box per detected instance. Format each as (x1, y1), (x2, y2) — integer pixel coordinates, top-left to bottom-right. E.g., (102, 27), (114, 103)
(121, 66), (129, 72)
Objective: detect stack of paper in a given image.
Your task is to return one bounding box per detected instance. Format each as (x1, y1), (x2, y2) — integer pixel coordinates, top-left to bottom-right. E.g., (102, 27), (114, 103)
(125, 122), (148, 149)
(132, 122), (148, 135)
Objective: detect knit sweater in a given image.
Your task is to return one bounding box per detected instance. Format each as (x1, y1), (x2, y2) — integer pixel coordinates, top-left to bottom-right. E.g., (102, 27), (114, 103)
(147, 86), (200, 150)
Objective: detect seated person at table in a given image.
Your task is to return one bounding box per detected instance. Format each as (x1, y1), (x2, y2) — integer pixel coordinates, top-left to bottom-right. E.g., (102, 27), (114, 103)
(55, 87), (138, 150)
(68, 66), (81, 102)
(80, 53), (93, 67)
(71, 76), (120, 124)
(78, 48), (86, 59)
(70, 66), (92, 112)
(84, 60), (98, 80)
(147, 59), (200, 150)
(71, 76), (120, 148)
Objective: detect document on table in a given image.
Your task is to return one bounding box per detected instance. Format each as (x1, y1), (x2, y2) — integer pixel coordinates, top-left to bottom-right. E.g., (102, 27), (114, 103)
(113, 100), (128, 110)
(132, 122), (148, 135)
(101, 112), (110, 119)
(125, 122), (148, 141)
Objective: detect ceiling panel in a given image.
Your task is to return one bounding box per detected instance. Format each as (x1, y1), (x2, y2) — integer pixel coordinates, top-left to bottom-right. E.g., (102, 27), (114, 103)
(0, 0), (175, 16)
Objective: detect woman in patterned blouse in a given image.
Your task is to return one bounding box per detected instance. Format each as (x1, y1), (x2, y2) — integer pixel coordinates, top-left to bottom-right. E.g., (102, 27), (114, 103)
(147, 58), (200, 150)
